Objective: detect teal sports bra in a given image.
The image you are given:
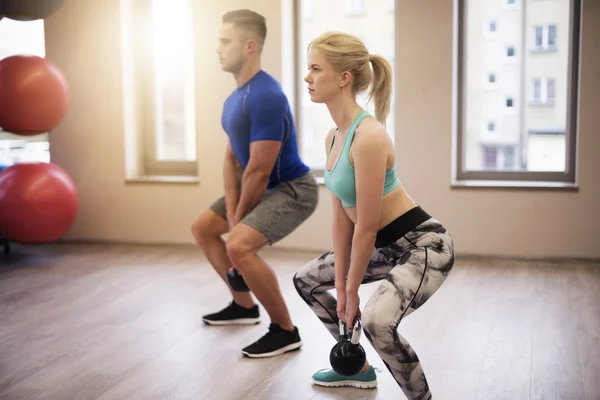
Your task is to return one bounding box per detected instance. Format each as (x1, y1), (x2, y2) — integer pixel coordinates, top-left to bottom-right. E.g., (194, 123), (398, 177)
(324, 111), (401, 208)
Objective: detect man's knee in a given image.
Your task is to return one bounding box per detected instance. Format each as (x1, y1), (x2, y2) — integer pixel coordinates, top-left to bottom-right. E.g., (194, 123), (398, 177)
(191, 210), (226, 247)
(225, 224), (267, 271)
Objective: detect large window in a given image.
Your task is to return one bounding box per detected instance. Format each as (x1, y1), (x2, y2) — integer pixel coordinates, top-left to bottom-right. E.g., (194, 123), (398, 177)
(122, 0), (197, 178)
(454, 0), (581, 186)
(0, 19), (49, 166)
(295, 0), (395, 176)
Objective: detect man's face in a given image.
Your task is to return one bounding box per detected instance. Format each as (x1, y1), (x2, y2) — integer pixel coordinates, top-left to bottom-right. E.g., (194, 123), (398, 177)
(216, 23), (248, 73)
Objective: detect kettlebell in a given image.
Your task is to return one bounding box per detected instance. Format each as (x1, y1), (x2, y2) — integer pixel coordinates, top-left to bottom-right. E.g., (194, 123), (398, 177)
(329, 318), (366, 376)
(226, 267), (250, 292)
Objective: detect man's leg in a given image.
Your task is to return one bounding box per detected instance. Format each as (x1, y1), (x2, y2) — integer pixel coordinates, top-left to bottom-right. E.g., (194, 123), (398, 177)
(220, 173), (318, 357)
(191, 201), (259, 325)
(226, 223), (293, 331)
(226, 222), (302, 357)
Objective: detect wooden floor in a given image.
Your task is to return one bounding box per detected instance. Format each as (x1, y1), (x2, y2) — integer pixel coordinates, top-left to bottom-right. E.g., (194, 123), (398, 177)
(0, 243), (599, 400)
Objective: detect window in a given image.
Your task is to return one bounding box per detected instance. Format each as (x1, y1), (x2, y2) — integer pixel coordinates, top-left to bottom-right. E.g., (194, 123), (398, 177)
(547, 79), (556, 103)
(535, 26), (544, 47)
(503, 147), (515, 169)
(548, 24), (557, 48)
(532, 78), (556, 104)
(302, 0), (314, 20)
(122, 0), (197, 178)
(487, 122), (496, 132)
(503, 0), (518, 10)
(482, 146), (517, 171)
(488, 73), (496, 83)
(533, 24), (557, 51)
(345, 0), (364, 16)
(485, 20), (499, 39)
(533, 79), (542, 101)
(0, 19), (49, 165)
(295, 0), (394, 175)
(483, 146), (497, 169)
(455, 0), (581, 185)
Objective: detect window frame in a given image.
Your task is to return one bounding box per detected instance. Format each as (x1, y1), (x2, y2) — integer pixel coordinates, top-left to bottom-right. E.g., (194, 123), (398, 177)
(128, 0), (198, 178)
(452, 0), (581, 187)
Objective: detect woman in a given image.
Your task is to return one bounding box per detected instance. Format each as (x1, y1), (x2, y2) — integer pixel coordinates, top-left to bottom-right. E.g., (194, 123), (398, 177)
(293, 32), (455, 400)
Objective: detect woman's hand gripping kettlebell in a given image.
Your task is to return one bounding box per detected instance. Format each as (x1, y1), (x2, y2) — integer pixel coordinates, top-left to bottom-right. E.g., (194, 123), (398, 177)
(329, 318), (367, 376)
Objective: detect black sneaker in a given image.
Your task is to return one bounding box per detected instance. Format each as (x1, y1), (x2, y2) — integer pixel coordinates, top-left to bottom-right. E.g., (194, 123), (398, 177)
(202, 301), (260, 325)
(241, 323), (302, 358)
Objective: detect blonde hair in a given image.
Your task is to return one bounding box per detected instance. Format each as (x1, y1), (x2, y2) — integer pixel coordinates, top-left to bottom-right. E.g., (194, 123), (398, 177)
(308, 32), (392, 125)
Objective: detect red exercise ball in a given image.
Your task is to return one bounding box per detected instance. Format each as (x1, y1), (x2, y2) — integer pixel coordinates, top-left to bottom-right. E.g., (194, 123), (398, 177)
(0, 162), (78, 244)
(0, 55), (69, 135)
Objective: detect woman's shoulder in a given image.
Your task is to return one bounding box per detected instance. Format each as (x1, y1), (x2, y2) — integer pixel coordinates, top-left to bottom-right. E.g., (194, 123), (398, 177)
(354, 115), (389, 144)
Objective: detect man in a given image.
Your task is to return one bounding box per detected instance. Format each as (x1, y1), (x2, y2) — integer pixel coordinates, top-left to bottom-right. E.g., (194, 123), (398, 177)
(191, 9), (318, 358)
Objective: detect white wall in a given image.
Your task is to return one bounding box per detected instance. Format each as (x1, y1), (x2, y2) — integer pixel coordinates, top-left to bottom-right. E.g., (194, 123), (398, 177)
(45, 0), (600, 259)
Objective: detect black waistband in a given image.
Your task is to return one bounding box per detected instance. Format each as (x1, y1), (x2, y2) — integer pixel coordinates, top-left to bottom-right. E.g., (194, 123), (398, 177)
(375, 206), (432, 249)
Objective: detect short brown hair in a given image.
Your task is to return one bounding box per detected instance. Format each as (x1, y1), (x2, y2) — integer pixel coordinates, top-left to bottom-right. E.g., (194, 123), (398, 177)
(222, 9), (267, 47)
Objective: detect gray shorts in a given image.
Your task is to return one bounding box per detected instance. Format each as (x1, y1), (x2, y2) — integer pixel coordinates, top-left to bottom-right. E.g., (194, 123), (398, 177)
(210, 172), (319, 244)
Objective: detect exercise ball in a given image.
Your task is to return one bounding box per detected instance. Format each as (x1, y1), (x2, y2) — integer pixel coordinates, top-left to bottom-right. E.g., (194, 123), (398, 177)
(0, 162), (78, 243)
(0, 0), (65, 21)
(0, 55), (69, 135)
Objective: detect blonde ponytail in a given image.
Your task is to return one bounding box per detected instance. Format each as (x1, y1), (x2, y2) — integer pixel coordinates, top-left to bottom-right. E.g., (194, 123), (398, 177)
(368, 54), (393, 126)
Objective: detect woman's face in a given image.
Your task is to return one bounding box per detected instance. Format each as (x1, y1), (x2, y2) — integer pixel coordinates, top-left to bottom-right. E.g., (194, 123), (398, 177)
(304, 48), (343, 103)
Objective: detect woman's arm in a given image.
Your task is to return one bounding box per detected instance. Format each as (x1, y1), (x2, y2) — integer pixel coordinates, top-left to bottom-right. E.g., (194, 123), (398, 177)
(324, 129), (355, 291)
(346, 126), (388, 293)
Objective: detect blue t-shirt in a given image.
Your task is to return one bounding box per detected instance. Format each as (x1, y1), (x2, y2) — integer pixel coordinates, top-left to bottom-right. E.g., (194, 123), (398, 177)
(221, 70), (309, 189)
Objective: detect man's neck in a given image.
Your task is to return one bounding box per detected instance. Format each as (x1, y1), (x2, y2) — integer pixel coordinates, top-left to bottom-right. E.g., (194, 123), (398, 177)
(233, 60), (262, 88)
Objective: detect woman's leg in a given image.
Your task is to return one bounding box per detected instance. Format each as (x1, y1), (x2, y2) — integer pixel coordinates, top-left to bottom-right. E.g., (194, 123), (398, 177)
(293, 249), (391, 340)
(362, 223), (454, 400)
(293, 251), (339, 339)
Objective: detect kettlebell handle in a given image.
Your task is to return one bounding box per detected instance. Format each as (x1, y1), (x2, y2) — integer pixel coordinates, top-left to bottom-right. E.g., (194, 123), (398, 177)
(338, 318), (362, 345)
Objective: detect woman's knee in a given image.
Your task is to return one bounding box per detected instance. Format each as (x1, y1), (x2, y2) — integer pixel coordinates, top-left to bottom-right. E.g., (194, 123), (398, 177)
(362, 298), (396, 342)
(293, 251), (334, 299)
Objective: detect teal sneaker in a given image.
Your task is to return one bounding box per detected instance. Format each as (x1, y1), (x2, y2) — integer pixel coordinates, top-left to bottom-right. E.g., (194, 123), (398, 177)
(311, 366), (378, 389)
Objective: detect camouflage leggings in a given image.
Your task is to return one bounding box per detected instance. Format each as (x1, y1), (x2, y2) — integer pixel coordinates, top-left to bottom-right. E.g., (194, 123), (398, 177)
(293, 218), (454, 400)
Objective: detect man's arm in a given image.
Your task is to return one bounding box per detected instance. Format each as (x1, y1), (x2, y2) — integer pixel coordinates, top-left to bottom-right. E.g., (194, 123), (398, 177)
(234, 140), (281, 223)
(234, 91), (287, 223)
(223, 142), (242, 229)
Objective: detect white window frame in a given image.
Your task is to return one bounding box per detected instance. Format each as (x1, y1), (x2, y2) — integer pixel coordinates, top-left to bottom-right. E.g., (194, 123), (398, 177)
(453, 0), (581, 187)
(531, 78), (556, 105)
(532, 24), (558, 52)
(122, 0), (198, 178)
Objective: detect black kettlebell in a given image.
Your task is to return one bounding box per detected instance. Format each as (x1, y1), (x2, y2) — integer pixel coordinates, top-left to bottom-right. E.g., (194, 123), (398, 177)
(329, 318), (366, 376)
(226, 267), (250, 292)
